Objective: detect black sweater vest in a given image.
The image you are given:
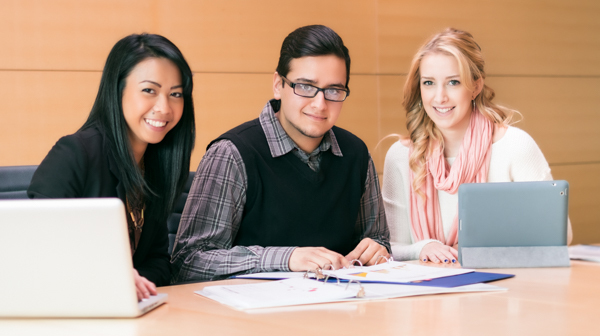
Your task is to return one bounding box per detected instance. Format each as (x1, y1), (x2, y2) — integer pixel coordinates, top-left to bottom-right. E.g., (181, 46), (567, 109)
(210, 118), (369, 255)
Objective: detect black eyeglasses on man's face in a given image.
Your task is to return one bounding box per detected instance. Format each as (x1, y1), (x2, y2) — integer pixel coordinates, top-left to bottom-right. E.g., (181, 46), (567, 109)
(281, 76), (349, 102)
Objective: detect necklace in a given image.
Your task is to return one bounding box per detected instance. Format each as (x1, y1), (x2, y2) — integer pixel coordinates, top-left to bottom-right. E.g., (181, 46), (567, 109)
(127, 199), (144, 231)
(126, 197), (145, 254)
(128, 206), (144, 231)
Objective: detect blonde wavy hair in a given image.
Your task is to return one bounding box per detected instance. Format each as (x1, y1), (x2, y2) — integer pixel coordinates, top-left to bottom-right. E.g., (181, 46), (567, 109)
(404, 28), (518, 196)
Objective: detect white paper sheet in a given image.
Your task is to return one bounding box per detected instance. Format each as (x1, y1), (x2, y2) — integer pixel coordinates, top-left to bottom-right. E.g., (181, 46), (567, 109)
(196, 278), (506, 311)
(322, 261), (473, 283)
(197, 278), (359, 310)
(232, 272), (307, 280)
(342, 282), (505, 301)
(568, 245), (600, 262)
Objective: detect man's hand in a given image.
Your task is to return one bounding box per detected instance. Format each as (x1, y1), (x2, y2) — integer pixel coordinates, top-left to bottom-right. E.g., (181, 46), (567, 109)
(289, 247), (350, 271)
(133, 269), (157, 301)
(345, 238), (390, 266)
(420, 242), (458, 264)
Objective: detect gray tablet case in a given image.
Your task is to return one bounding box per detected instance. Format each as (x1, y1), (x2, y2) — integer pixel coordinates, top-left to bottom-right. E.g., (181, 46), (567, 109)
(458, 181), (570, 268)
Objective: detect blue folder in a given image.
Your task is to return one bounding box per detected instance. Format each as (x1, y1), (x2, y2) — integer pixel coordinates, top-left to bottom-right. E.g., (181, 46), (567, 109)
(320, 271), (514, 287)
(399, 271), (514, 287)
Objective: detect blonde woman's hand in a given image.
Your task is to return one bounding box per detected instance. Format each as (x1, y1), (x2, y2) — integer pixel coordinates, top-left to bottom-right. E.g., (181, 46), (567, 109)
(419, 242), (458, 264)
(133, 269), (157, 301)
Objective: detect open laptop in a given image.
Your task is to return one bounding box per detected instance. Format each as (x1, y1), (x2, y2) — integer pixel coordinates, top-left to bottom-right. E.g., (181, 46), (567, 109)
(0, 198), (167, 317)
(458, 181), (570, 268)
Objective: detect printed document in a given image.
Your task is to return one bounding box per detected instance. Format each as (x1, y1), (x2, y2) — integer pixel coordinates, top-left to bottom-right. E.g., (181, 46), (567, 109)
(322, 261), (473, 283)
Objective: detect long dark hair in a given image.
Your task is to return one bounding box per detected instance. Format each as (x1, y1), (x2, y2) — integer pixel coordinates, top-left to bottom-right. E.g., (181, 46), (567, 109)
(81, 33), (195, 223)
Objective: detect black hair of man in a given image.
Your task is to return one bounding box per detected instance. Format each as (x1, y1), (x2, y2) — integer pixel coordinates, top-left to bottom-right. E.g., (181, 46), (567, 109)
(81, 33), (196, 224)
(276, 25), (351, 89)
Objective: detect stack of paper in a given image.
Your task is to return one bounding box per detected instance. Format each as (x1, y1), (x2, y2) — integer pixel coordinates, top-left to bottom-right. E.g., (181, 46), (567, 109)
(197, 279), (505, 310)
(198, 278), (359, 310)
(198, 261), (511, 310)
(321, 261), (472, 283)
(234, 261), (514, 287)
(569, 245), (600, 262)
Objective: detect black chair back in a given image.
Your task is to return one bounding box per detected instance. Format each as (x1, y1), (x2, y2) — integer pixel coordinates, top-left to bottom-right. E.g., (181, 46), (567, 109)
(0, 165), (38, 199)
(167, 172), (195, 255)
(0, 165), (191, 255)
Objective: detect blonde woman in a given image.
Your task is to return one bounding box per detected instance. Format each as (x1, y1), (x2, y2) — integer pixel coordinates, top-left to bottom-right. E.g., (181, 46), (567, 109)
(382, 28), (572, 263)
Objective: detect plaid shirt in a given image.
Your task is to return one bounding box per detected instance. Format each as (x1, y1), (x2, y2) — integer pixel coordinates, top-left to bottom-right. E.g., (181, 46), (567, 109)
(170, 101), (390, 282)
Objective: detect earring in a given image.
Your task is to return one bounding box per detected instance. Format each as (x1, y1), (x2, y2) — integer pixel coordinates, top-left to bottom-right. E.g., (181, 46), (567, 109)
(472, 100), (475, 109)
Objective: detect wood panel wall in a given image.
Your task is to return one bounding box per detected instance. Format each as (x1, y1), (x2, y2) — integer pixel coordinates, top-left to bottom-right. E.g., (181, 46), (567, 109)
(1, 0), (598, 244)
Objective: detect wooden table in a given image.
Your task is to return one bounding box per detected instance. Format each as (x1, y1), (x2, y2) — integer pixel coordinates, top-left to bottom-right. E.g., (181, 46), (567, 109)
(1, 261), (599, 336)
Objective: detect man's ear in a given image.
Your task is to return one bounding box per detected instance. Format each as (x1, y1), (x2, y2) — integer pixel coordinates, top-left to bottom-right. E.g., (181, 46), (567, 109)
(273, 72), (283, 99)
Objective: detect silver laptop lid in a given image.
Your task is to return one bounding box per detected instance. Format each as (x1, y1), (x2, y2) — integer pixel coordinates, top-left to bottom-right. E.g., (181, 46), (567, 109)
(458, 181), (570, 268)
(0, 198), (142, 317)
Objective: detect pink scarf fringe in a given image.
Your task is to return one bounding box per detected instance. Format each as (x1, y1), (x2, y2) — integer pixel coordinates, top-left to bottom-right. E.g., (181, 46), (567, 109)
(409, 110), (493, 246)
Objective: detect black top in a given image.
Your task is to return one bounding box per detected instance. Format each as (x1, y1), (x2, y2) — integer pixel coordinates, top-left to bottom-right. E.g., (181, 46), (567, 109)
(27, 126), (170, 286)
(212, 118), (369, 256)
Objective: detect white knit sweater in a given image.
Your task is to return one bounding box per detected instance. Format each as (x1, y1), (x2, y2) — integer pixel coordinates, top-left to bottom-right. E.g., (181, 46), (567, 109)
(382, 126), (553, 260)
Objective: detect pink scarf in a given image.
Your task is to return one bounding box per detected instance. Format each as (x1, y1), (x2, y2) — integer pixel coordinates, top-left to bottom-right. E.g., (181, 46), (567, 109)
(409, 110), (493, 246)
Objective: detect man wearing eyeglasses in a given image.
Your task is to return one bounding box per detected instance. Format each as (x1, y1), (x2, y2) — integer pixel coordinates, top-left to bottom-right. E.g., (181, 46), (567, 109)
(171, 25), (390, 282)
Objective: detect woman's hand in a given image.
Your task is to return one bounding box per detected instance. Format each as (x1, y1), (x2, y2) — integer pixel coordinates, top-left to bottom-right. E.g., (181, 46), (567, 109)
(133, 269), (157, 301)
(419, 242), (458, 264)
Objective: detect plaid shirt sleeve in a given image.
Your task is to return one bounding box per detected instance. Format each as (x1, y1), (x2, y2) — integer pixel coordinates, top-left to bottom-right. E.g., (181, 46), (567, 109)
(355, 154), (391, 252)
(170, 140), (295, 283)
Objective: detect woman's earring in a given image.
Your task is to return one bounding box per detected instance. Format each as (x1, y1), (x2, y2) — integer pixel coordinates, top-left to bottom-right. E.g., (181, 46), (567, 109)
(472, 100), (475, 109)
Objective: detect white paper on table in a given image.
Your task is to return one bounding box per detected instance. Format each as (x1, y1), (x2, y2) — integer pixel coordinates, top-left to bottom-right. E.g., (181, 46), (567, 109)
(322, 261), (473, 283)
(232, 272), (308, 280)
(196, 278), (359, 310)
(197, 279), (506, 311)
(341, 282), (506, 301)
(242, 284), (507, 314)
(568, 245), (600, 263)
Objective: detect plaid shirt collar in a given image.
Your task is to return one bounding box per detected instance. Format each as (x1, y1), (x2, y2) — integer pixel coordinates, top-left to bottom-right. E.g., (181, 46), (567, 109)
(259, 100), (343, 158)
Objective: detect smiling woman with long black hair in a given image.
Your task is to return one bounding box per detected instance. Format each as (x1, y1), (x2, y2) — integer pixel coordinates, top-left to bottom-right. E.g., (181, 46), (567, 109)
(28, 33), (195, 300)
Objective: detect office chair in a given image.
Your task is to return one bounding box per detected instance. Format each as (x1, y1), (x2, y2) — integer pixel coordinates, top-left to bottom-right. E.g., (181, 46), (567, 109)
(0, 165), (38, 199)
(167, 171), (195, 255)
(0, 165), (191, 255)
